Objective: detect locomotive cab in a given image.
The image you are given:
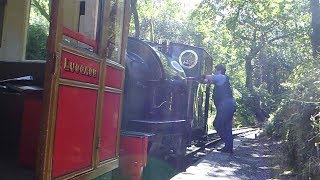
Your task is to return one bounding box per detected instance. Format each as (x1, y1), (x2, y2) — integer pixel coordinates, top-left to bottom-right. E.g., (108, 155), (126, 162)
(168, 42), (214, 141)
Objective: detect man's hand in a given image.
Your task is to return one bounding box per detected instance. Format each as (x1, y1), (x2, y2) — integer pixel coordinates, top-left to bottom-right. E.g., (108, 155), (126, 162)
(196, 75), (211, 84)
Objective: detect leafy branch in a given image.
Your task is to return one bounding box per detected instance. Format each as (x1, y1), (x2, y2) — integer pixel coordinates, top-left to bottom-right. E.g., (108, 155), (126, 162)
(31, 0), (49, 22)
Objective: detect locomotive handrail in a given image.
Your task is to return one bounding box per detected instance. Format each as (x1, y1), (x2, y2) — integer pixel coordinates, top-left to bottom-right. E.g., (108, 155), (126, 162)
(185, 76), (202, 83)
(185, 77), (197, 80)
(120, 130), (154, 137)
(152, 100), (168, 109)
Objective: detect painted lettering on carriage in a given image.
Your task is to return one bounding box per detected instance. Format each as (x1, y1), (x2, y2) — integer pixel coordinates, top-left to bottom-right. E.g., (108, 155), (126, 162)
(63, 58), (98, 78)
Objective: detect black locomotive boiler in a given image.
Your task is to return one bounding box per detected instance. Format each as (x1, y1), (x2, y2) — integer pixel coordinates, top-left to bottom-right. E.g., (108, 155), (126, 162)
(121, 37), (213, 167)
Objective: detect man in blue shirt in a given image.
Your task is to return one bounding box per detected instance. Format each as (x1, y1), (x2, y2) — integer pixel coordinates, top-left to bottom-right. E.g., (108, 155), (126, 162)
(202, 64), (236, 153)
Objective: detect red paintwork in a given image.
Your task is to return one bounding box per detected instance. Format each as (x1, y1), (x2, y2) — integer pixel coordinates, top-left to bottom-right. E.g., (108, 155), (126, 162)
(63, 27), (98, 52)
(52, 86), (97, 178)
(19, 94), (42, 169)
(99, 92), (121, 161)
(119, 135), (149, 180)
(105, 66), (123, 89)
(60, 50), (100, 84)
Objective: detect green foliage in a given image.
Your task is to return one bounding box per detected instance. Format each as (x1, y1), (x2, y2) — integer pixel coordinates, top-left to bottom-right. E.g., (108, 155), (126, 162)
(133, 2), (319, 174)
(30, 0), (50, 22)
(26, 0), (49, 60)
(132, 1), (320, 176)
(122, 0), (320, 176)
(130, 0), (200, 44)
(267, 58), (320, 177)
(235, 91), (256, 126)
(132, 0), (313, 128)
(26, 24), (48, 60)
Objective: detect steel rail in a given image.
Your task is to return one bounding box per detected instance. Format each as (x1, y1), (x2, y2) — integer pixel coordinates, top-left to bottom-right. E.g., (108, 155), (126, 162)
(185, 127), (257, 158)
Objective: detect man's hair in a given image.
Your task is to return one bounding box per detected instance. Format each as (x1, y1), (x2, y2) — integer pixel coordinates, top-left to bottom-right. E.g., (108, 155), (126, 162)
(215, 64), (226, 74)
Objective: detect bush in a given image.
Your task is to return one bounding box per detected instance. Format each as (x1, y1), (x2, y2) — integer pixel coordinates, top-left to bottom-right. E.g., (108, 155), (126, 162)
(233, 87), (256, 127)
(266, 60), (320, 178)
(26, 24), (48, 60)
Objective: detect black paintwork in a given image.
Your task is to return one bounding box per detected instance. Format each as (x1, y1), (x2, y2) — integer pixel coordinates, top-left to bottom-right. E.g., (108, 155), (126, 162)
(122, 37), (213, 145)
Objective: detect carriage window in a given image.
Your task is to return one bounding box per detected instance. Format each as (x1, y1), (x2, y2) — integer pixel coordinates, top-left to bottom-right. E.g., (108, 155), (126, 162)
(62, 0), (100, 53)
(0, 0), (6, 47)
(106, 0), (124, 62)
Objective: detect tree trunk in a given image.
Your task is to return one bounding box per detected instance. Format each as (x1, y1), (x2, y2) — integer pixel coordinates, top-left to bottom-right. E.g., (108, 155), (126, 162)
(256, 48), (267, 88)
(311, 0), (320, 58)
(131, 0), (140, 38)
(245, 50), (268, 123)
(149, 18), (154, 41)
(245, 56), (254, 91)
(242, 30), (287, 124)
(32, 0), (50, 21)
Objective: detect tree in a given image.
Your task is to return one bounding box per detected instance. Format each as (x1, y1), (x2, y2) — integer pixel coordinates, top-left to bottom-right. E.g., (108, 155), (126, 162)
(130, 0), (195, 43)
(26, 0), (50, 60)
(32, 0), (50, 22)
(207, 0), (307, 122)
(131, 0), (140, 38)
(26, 24), (48, 60)
(311, 0), (320, 57)
(128, 0), (312, 127)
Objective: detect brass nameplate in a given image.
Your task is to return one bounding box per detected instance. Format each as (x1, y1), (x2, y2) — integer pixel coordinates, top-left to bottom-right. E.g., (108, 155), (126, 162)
(63, 58), (98, 78)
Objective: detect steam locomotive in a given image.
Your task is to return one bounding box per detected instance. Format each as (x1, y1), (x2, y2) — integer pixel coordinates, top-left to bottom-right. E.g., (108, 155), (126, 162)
(122, 37), (213, 167)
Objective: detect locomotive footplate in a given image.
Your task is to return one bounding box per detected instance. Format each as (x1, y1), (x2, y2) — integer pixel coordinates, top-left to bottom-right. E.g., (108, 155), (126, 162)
(127, 119), (188, 135)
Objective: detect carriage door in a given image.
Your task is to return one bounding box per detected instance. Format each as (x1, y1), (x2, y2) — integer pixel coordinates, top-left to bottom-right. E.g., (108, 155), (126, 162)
(39, 0), (129, 179)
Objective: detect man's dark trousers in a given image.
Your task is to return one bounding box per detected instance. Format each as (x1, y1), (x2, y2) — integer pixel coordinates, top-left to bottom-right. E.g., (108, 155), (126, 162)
(214, 98), (236, 151)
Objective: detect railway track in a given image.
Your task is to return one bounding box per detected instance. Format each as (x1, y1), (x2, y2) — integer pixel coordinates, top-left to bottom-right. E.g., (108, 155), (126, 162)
(183, 127), (258, 169)
(141, 128), (259, 179)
